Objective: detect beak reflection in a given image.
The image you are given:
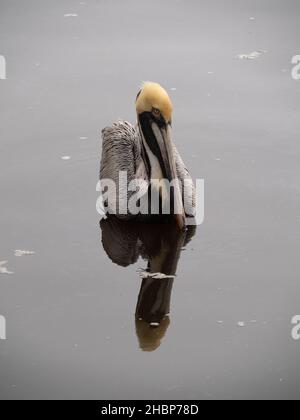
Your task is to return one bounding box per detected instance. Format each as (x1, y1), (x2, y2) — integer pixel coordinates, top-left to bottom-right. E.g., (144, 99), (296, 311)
(100, 216), (196, 351)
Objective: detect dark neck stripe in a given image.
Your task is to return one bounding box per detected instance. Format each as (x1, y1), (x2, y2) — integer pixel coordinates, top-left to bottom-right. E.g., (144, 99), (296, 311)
(139, 112), (168, 180)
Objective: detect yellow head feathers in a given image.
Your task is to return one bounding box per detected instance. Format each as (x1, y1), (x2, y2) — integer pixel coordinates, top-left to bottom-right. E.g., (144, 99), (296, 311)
(136, 82), (173, 123)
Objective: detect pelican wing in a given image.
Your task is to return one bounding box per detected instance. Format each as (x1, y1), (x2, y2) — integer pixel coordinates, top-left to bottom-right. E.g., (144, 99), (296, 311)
(173, 145), (196, 217)
(100, 121), (148, 219)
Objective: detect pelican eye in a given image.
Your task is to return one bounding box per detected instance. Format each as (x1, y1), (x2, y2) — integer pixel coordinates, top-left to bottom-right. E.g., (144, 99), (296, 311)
(152, 108), (161, 119)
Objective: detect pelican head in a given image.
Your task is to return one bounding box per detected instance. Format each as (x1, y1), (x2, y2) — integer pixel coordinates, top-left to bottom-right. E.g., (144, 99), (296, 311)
(136, 82), (185, 229)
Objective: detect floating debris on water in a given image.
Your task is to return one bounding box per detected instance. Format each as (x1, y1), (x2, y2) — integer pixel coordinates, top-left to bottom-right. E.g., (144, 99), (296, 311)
(237, 50), (267, 60)
(14, 250), (35, 257)
(0, 261), (13, 275)
(79, 136), (88, 140)
(137, 269), (175, 280)
(249, 17), (256, 21)
(150, 322), (160, 327)
(170, 87), (177, 91)
(237, 321), (245, 327)
(61, 156), (71, 160)
(64, 13), (78, 17)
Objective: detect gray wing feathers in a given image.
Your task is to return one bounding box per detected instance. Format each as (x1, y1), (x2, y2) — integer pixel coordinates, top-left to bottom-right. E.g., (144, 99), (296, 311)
(100, 121), (147, 219)
(174, 145), (196, 217)
(100, 121), (139, 180)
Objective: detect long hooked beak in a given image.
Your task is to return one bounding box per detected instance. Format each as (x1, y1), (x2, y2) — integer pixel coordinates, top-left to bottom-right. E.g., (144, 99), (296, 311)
(138, 115), (186, 229)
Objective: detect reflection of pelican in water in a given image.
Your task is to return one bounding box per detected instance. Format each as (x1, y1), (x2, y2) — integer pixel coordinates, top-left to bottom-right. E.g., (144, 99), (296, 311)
(100, 82), (195, 229)
(100, 216), (196, 351)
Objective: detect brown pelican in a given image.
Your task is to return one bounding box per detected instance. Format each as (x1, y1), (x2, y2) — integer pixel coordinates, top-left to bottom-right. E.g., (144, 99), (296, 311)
(100, 82), (195, 229)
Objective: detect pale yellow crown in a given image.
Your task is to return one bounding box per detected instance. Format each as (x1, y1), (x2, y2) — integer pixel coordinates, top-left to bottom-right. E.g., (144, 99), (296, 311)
(136, 82), (173, 123)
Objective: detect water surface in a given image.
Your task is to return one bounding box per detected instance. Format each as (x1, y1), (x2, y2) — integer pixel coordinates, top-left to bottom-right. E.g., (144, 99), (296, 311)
(0, 0), (300, 399)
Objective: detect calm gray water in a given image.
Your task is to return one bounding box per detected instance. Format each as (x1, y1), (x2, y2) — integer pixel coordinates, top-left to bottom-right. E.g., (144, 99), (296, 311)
(0, 0), (300, 400)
